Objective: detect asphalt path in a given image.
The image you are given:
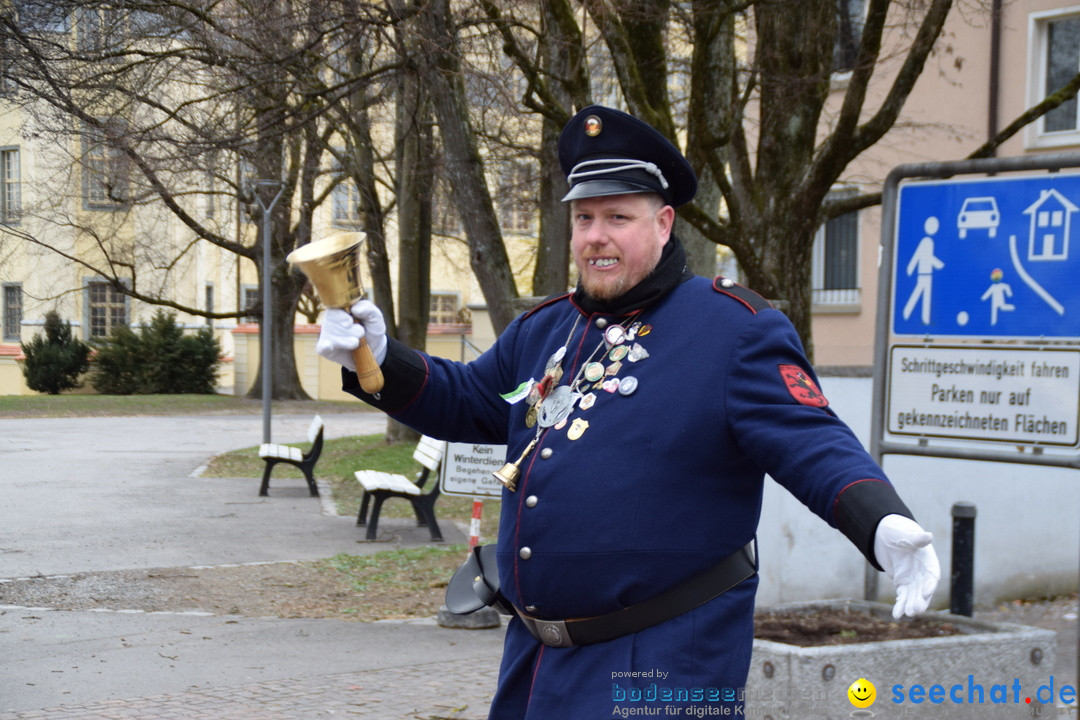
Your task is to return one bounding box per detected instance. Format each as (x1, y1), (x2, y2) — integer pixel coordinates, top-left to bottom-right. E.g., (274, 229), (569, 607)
(0, 413), (398, 577)
(0, 413), (502, 716)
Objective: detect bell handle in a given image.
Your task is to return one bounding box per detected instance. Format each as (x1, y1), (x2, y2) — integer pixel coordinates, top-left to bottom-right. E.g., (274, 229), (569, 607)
(352, 337), (385, 394)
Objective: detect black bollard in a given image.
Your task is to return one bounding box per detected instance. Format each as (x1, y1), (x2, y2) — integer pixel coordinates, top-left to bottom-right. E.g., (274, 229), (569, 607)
(950, 502), (976, 617)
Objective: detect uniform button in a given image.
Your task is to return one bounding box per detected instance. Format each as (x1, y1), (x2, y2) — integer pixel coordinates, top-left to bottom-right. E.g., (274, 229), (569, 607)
(540, 448), (553, 459)
(721, 278), (735, 288)
(519, 546), (532, 560)
(525, 605), (538, 613)
(525, 495), (538, 508)
(595, 317), (609, 329)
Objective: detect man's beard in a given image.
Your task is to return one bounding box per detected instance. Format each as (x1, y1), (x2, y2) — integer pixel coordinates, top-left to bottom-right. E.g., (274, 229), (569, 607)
(578, 243), (663, 301)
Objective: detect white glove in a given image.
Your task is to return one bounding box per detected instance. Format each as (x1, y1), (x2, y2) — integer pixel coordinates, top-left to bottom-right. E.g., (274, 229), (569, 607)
(873, 514), (941, 620)
(315, 300), (388, 373)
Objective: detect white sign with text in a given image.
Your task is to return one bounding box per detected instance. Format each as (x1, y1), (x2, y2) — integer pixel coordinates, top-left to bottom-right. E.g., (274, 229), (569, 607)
(887, 345), (1080, 447)
(439, 442), (508, 498)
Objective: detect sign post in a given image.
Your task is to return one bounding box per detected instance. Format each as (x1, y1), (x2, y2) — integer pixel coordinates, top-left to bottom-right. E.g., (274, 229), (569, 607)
(874, 154), (1080, 466)
(872, 154), (1080, 692)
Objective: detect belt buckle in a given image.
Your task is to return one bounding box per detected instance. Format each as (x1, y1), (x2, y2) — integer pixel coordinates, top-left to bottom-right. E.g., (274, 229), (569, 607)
(523, 616), (574, 648)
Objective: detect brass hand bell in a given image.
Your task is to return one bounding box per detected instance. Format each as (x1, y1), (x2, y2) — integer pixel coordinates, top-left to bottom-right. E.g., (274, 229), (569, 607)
(492, 437), (538, 492)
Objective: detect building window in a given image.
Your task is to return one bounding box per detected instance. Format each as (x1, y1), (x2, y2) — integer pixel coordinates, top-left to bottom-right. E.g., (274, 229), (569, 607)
(242, 285), (260, 322)
(331, 160), (362, 227)
(86, 281), (128, 338)
(433, 181), (462, 236)
(812, 210), (860, 307)
(429, 292), (460, 325)
(834, 0), (865, 73)
(204, 283), (214, 325)
(3, 284), (22, 341)
(1, 148), (20, 223)
(498, 162), (536, 235)
(0, 36), (16, 95)
(1029, 9), (1080, 147)
(16, 0), (70, 34)
(83, 121), (128, 208)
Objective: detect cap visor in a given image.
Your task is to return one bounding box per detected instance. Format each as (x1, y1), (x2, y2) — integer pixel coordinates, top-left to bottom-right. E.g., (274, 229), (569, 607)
(561, 179), (656, 203)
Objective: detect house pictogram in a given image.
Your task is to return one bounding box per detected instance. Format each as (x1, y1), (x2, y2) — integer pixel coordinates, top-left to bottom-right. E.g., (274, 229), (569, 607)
(1023, 189), (1078, 261)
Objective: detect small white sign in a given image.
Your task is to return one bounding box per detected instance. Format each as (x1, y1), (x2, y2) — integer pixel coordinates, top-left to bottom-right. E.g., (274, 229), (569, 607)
(439, 442), (507, 498)
(887, 345), (1080, 446)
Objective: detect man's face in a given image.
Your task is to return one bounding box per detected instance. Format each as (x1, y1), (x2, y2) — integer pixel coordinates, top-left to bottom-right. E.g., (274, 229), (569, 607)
(571, 194), (675, 301)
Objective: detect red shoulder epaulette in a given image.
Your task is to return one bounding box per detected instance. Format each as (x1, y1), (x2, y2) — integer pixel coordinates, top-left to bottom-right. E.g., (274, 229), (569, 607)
(522, 292), (573, 320)
(712, 276), (772, 314)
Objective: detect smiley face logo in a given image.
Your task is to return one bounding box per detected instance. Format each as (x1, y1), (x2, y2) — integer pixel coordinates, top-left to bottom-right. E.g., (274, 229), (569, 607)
(847, 677), (876, 709)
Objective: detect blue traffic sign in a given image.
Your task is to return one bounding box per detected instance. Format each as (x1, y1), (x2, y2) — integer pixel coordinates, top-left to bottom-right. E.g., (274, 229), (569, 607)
(893, 172), (1080, 339)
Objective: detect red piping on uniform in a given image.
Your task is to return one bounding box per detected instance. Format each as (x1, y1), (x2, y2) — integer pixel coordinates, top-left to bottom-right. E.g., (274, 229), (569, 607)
(526, 644), (546, 712)
(512, 430), (547, 604)
(716, 288), (757, 314)
(832, 478), (887, 519)
(523, 292), (574, 320)
(388, 354), (432, 416)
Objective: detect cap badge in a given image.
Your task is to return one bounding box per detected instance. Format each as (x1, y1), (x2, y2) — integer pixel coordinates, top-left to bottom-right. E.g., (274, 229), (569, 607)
(584, 115), (602, 137)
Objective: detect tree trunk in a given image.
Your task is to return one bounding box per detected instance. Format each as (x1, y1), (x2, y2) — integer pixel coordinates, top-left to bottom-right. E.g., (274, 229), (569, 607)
(418, 0), (519, 334)
(738, 213), (819, 363)
(534, 109), (571, 296)
(248, 232), (311, 401)
(395, 31), (433, 351)
(531, 1), (577, 296)
(246, 105), (310, 401)
(388, 37), (433, 447)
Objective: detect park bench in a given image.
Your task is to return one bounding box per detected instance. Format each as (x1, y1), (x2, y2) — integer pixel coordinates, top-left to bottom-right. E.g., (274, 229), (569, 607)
(354, 435), (447, 542)
(258, 415), (324, 497)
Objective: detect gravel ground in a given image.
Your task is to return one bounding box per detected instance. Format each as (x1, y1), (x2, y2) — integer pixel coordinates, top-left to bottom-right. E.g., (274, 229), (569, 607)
(2, 562), (1075, 686)
(975, 593), (1078, 685)
(0, 560), (450, 623)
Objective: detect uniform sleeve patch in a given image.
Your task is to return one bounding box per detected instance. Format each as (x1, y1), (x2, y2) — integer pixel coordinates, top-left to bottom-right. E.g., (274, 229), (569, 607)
(779, 364), (829, 408)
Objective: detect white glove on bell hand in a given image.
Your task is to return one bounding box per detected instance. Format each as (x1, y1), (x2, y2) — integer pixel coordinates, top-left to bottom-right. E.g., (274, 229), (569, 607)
(315, 299), (388, 373)
(873, 514), (941, 620)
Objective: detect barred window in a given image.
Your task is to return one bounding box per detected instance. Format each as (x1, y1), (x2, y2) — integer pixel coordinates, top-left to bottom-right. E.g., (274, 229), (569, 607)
(205, 283), (214, 325)
(1, 148), (20, 223)
(497, 162), (536, 235)
(243, 286), (260, 323)
(812, 210), (860, 307)
(1043, 14), (1080, 134)
(429, 293), (460, 325)
(331, 159), (362, 227)
(83, 121), (128, 208)
(16, 0), (70, 34)
(3, 284), (22, 341)
(87, 281), (127, 337)
(834, 0), (865, 73)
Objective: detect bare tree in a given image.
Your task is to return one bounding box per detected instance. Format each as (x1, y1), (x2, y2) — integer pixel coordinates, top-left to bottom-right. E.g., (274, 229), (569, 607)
(0, 0), (402, 397)
(465, 0), (1080, 357)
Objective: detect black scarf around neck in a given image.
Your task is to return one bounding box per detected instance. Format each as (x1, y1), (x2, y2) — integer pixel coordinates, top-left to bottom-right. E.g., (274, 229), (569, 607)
(572, 235), (693, 316)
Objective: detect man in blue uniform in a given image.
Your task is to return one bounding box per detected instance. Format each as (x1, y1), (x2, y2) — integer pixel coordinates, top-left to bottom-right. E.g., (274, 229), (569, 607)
(316, 105), (940, 719)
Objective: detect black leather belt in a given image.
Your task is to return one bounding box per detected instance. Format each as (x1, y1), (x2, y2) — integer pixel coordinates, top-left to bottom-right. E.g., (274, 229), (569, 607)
(515, 541), (757, 648)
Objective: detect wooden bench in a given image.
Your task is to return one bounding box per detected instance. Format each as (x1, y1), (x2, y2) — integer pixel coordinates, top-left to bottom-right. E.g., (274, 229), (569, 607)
(355, 435), (447, 542)
(258, 415), (324, 497)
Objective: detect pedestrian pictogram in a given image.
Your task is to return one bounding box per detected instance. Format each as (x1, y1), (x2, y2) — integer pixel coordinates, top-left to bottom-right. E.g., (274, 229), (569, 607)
(892, 173), (1080, 339)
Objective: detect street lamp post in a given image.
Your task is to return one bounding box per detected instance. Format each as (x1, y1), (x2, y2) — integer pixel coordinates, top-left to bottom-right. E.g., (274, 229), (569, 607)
(254, 180), (284, 445)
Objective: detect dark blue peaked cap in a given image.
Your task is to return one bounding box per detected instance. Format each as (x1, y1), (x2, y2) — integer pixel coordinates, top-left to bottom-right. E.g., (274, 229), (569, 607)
(558, 105), (697, 207)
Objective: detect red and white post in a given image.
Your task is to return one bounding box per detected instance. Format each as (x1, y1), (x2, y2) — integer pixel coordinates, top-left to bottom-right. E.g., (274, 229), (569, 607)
(469, 498), (484, 549)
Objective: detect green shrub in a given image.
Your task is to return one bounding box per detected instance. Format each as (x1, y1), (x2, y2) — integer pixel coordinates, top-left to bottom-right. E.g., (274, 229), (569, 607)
(91, 310), (221, 394)
(90, 325), (143, 395)
(21, 311), (91, 395)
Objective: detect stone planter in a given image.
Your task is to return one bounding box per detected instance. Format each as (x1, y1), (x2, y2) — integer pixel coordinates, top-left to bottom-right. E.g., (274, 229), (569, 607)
(746, 599), (1058, 719)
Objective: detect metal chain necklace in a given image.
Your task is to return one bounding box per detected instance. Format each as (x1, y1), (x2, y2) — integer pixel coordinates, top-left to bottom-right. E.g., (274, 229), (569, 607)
(493, 310), (644, 491)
